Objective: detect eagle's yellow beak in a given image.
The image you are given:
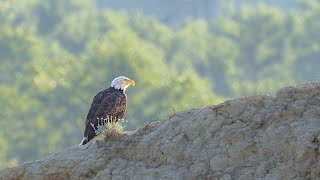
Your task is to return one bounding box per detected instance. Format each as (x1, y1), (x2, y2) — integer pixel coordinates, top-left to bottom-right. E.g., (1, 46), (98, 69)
(128, 79), (135, 86)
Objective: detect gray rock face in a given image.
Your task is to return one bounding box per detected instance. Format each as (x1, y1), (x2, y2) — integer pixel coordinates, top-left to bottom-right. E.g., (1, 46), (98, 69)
(1, 83), (320, 179)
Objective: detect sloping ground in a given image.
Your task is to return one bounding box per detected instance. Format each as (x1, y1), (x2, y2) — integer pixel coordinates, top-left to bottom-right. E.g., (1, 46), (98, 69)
(1, 83), (320, 179)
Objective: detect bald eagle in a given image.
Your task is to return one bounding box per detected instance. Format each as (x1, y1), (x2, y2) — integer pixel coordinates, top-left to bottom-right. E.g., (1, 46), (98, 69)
(79, 76), (135, 148)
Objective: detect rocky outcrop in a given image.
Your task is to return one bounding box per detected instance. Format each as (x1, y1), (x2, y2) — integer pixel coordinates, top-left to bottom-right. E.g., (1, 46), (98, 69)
(1, 83), (320, 179)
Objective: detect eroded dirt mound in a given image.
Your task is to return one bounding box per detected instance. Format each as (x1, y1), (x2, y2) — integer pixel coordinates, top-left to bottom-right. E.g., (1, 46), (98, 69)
(1, 82), (320, 179)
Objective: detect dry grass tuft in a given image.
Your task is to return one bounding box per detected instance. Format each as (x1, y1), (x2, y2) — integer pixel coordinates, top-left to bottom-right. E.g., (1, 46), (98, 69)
(101, 122), (126, 138)
(91, 117), (126, 138)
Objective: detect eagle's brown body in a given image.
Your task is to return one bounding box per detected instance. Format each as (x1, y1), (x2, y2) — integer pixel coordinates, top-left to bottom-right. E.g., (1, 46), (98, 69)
(81, 87), (127, 145)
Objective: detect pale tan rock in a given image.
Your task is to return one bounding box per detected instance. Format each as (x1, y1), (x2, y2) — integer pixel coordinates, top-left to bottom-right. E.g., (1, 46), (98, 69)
(1, 82), (320, 179)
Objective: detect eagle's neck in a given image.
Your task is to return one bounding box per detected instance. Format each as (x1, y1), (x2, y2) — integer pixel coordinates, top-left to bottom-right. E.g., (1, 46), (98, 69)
(111, 86), (125, 93)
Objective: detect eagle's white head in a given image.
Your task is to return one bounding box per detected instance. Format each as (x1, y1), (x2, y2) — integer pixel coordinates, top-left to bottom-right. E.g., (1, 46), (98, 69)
(111, 76), (135, 91)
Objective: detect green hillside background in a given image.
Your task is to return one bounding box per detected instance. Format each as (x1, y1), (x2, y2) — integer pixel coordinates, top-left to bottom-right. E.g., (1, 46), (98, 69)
(1, 0), (319, 168)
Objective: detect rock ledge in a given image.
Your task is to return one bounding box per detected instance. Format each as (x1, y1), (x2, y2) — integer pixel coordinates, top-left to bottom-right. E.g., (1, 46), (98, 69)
(1, 82), (320, 179)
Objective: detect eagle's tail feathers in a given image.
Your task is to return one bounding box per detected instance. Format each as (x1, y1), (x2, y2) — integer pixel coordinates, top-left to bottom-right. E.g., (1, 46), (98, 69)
(78, 135), (104, 150)
(78, 137), (94, 150)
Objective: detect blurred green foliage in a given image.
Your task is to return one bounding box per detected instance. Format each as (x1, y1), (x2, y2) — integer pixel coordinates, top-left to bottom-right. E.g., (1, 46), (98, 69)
(1, 0), (319, 168)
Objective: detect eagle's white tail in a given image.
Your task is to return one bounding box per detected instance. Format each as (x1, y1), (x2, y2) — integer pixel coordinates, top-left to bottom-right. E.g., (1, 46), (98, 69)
(78, 136), (105, 150)
(78, 137), (94, 150)
(79, 137), (86, 146)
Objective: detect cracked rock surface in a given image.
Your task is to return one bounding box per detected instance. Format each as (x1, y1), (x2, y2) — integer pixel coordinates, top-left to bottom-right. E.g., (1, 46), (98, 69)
(1, 83), (320, 179)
